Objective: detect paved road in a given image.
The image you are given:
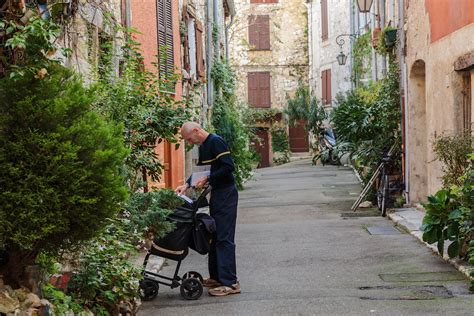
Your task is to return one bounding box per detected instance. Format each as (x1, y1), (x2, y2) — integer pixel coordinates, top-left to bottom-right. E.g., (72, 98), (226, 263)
(140, 160), (473, 315)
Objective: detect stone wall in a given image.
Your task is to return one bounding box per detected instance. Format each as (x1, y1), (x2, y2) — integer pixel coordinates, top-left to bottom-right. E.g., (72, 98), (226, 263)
(405, 0), (474, 202)
(229, 0), (308, 111)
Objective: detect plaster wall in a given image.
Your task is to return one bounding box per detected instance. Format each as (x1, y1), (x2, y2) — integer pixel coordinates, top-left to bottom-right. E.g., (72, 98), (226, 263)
(229, 0), (308, 112)
(309, 0), (351, 105)
(405, 0), (474, 201)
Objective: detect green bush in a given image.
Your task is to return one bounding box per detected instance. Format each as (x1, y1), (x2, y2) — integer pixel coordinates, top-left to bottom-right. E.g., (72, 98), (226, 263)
(271, 127), (290, 165)
(211, 60), (258, 189)
(0, 65), (128, 286)
(331, 62), (401, 179)
(433, 134), (473, 187)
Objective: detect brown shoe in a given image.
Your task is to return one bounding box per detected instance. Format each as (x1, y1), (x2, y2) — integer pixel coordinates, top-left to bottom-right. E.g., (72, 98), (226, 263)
(208, 282), (241, 297)
(202, 278), (221, 288)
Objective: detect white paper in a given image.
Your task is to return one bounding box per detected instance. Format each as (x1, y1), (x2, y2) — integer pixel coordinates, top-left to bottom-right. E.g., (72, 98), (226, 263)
(190, 170), (210, 186)
(178, 194), (193, 204)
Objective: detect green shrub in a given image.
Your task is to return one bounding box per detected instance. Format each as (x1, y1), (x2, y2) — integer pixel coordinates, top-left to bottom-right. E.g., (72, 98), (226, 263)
(211, 60), (258, 189)
(433, 134), (473, 187)
(271, 127), (290, 165)
(0, 65), (128, 286)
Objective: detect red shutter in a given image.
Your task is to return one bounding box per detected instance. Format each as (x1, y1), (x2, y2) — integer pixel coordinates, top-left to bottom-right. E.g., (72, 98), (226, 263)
(321, 70), (327, 104)
(260, 72), (271, 108)
(260, 16), (270, 50)
(195, 20), (205, 80)
(248, 72), (258, 106)
(321, 0), (328, 41)
(326, 69), (332, 105)
(182, 5), (190, 72)
(249, 16), (270, 50)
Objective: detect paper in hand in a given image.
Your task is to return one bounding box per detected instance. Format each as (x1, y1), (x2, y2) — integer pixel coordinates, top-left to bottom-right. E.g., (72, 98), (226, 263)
(190, 170), (210, 186)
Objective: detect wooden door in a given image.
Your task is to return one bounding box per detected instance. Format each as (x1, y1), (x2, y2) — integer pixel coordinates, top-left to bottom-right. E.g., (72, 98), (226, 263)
(163, 141), (172, 188)
(289, 121), (309, 152)
(254, 129), (270, 168)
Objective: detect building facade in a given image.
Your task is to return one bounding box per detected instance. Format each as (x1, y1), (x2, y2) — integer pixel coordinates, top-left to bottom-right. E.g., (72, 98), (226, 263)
(229, 0), (309, 167)
(405, 0), (474, 202)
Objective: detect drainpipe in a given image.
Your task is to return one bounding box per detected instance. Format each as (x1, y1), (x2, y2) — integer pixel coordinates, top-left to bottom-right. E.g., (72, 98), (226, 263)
(213, 0), (220, 60)
(371, 3), (378, 81)
(350, 0), (354, 89)
(205, 0), (213, 126)
(224, 0), (236, 61)
(380, 0), (387, 76)
(398, 0), (409, 203)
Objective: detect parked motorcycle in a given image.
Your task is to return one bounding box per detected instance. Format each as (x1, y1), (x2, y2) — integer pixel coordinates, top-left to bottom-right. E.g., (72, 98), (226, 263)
(313, 128), (339, 165)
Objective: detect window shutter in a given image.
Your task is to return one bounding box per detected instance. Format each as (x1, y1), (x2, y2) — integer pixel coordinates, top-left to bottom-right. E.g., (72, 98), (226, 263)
(249, 15), (270, 50)
(248, 72), (258, 106)
(195, 20), (205, 80)
(321, 0), (328, 41)
(260, 72), (271, 108)
(157, 0), (174, 77)
(326, 69), (332, 104)
(249, 16), (259, 49)
(182, 5), (190, 72)
(260, 16), (270, 50)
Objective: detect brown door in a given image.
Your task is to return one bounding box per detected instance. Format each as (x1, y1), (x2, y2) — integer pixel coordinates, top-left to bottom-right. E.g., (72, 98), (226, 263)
(163, 141), (172, 188)
(289, 121), (309, 152)
(254, 129), (270, 168)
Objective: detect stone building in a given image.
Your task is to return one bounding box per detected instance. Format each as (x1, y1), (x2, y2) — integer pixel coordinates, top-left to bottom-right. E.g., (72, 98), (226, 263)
(405, 0), (474, 203)
(229, 0), (309, 167)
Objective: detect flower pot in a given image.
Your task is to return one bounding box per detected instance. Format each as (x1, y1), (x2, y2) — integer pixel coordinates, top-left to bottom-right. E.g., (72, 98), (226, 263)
(384, 29), (397, 47)
(372, 28), (381, 48)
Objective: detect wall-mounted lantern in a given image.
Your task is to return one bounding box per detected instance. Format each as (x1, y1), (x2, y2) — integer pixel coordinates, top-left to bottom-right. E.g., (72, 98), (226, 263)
(335, 33), (358, 66)
(356, 0), (374, 13)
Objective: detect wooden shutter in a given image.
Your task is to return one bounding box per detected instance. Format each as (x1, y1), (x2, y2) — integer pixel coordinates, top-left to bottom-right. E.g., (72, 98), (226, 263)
(321, 0), (328, 41)
(157, 0), (174, 77)
(248, 72), (270, 108)
(182, 5), (190, 72)
(195, 20), (205, 80)
(321, 69), (332, 105)
(249, 15), (270, 50)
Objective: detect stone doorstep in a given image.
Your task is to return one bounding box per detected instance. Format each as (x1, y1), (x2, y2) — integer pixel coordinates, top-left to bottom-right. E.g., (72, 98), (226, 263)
(388, 208), (473, 281)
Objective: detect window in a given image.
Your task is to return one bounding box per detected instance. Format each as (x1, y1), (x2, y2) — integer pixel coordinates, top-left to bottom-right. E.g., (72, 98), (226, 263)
(321, 69), (332, 105)
(249, 15), (270, 50)
(157, 0), (174, 77)
(321, 0), (328, 41)
(248, 72), (271, 108)
(250, 0), (278, 3)
(462, 73), (472, 134)
(195, 20), (205, 80)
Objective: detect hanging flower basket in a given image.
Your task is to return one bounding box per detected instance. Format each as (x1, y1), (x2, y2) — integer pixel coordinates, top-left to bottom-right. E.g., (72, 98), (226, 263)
(384, 29), (397, 47)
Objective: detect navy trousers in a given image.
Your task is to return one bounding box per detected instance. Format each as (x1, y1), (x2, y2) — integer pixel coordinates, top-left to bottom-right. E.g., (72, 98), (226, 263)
(208, 184), (238, 286)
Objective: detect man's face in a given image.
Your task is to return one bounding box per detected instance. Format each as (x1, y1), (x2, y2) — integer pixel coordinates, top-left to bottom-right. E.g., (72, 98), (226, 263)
(182, 128), (201, 145)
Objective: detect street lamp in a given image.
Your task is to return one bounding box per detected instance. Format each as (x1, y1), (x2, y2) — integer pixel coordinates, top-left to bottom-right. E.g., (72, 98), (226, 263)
(335, 33), (358, 66)
(356, 0), (374, 13)
(337, 51), (348, 66)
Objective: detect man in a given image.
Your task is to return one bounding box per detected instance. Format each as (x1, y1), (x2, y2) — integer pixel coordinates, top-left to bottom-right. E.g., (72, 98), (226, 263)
(175, 122), (240, 296)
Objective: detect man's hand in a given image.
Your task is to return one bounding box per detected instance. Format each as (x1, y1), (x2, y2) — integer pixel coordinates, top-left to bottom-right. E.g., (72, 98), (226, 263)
(195, 176), (209, 188)
(175, 183), (189, 195)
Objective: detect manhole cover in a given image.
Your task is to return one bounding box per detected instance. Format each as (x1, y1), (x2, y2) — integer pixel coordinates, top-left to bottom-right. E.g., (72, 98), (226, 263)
(366, 226), (401, 235)
(379, 271), (465, 282)
(359, 285), (453, 300)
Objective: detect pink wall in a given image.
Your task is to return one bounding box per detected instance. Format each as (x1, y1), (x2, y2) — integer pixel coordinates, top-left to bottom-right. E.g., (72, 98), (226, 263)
(131, 0), (184, 189)
(425, 0), (474, 42)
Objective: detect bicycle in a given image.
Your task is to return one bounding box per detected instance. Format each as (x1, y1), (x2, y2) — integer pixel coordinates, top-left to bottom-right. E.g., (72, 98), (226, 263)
(351, 146), (398, 216)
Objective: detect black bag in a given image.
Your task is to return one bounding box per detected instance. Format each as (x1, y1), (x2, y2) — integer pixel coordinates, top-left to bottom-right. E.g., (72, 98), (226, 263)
(189, 213), (216, 255)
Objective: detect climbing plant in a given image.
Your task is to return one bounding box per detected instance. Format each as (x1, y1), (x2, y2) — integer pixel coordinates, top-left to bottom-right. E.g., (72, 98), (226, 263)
(352, 31), (372, 86)
(211, 59), (258, 189)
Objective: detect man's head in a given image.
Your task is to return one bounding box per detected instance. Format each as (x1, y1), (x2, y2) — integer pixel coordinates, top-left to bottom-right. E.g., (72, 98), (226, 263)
(181, 122), (209, 145)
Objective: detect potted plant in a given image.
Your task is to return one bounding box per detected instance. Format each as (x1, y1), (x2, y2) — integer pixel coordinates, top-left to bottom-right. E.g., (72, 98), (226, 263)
(376, 26), (397, 54)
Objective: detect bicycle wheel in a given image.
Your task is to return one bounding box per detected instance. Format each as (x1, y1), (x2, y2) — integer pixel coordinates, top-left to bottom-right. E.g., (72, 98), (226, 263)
(379, 174), (389, 217)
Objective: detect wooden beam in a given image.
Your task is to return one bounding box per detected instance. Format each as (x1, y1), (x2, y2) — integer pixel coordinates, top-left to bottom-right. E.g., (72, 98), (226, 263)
(454, 51), (474, 71)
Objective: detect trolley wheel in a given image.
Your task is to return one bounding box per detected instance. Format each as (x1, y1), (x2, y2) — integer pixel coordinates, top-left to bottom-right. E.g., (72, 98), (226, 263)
(180, 278), (203, 300)
(139, 279), (159, 301)
(182, 271), (203, 283)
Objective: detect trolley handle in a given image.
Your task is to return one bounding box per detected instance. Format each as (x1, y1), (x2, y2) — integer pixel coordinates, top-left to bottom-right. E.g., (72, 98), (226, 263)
(193, 185), (211, 211)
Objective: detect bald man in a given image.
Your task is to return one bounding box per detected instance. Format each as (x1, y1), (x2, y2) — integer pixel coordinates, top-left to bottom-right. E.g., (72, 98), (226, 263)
(176, 122), (240, 297)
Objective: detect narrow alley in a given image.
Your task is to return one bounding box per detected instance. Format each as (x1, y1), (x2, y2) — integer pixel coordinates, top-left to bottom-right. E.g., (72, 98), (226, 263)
(140, 160), (473, 315)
